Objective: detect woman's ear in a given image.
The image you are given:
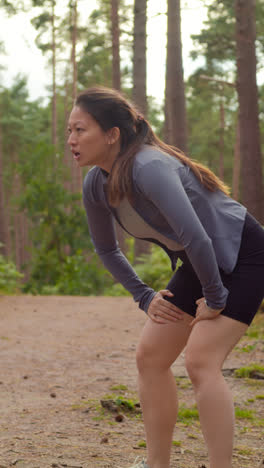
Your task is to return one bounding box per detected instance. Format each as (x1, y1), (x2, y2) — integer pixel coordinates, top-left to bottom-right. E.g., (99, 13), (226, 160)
(107, 127), (120, 145)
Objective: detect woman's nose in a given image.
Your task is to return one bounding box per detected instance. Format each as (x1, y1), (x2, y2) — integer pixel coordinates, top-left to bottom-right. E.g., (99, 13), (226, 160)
(68, 132), (75, 145)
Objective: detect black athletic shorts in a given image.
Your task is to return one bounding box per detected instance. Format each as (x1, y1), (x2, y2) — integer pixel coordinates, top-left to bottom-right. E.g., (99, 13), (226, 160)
(165, 211), (264, 325)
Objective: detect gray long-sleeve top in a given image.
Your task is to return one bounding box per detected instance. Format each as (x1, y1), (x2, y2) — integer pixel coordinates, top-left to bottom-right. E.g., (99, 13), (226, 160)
(82, 145), (247, 313)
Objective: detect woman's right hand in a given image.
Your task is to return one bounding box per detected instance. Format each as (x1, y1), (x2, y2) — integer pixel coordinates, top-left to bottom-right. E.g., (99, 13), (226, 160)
(148, 290), (185, 324)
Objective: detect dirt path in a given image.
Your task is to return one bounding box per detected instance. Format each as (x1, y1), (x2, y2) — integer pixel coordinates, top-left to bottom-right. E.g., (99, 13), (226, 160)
(0, 296), (263, 468)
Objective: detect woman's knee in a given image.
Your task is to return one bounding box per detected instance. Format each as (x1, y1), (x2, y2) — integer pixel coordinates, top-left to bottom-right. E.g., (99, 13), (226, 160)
(136, 318), (191, 374)
(185, 347), (217, 387)
(136, 341), (160, 373)
(136, 339), (174, 374)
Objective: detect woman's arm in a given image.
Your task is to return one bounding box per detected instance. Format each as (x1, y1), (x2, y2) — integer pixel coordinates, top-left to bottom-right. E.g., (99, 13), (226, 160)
(82, 187), (156, 312)
(82, 169), (187, 323)
(134, 158), (229, 310)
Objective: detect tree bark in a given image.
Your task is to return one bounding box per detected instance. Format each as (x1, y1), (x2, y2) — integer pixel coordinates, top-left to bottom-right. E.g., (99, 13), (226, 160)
(132, 0), (150, 260)
(19, 211), (31, 283)
(111, 0), (121, 90)
(71, 0), (78, 102)
(51, 0), (57, 147)
(235, 0), (264, 223)
(110, 0), (127, 252)
(70, 0), (82, 194)
(232, 120), (241, 201)
(63, 67), (73, 193)
(13, 155), (23, 271)
(0, 118), (8, 257)
(164, 0), (187, 153)
(132, 0), (147, 116)
(219, 94), (225, 181)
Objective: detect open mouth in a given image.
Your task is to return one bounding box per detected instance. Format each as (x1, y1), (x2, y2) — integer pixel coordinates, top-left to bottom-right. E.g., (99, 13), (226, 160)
(73, 152), (80, 160)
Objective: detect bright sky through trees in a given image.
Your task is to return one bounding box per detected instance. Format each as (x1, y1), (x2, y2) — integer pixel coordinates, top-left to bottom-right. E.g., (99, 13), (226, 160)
(0, 0), (207, 102)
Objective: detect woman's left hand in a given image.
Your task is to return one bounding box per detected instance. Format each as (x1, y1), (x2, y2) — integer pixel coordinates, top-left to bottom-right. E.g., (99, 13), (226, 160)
(189, 297), (224, 327)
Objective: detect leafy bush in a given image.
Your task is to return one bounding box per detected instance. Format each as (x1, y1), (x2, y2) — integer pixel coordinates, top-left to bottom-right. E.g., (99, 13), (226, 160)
(0, 251), (24, 294)
(134, 245), (182, 291)
(55, 250), (112, 295)
(234, 364), (264, 379)
(105, 244), (181, 296)
(103, 282), (130, 296)
(24, 249), (112, 296)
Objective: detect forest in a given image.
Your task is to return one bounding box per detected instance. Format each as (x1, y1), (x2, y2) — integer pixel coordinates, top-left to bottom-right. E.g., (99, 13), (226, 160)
(0, 0), (264, 297)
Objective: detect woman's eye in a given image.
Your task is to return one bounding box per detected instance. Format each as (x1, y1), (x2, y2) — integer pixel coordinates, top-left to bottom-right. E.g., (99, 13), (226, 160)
(76, 127), (84, 132)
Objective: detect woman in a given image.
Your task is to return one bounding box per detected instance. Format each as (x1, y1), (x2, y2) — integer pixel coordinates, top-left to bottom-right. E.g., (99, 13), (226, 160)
(67, 86), (264, 468)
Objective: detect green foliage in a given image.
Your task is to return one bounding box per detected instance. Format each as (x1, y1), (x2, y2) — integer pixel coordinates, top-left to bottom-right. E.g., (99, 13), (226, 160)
(77, 0), (132, 90)
(100, 393), (140, 417)
(191, 0), (264, 70)
(235, 408), (255, 420)
(21, 177), (112, 295)
(237, 343), (257, 353)
(0, 75), (118, 297)
(32, 0), (50, 7)
(55, 250), (112, 295)
(188, 0), (264, 194)
(134, 246), (182, 291)
(103, 237), (135, 296)
(2, 1), (263, 300)
(172, 440), (181, 446)
(137, 440), (146, 448)
(31, 12), (51, 31)
(234, 364), (264, 379)
(186, 69), (237, 192)
(0, 0), (26, 14)
(0, 249), (23, 294)
(246, 312), (264, 340)
(115, 395), (135, 411)
(147, 96), (164, 137)
(103, 282), (130, 297)
(191, 1), (236, 71)
(104, 243), (180, 297)
(178, 405), (199, 424)
(77, 32), (112, 89)
(236, 446), (253, 456)
(0, 0), (16, 14)
(110, 384), (128, 392)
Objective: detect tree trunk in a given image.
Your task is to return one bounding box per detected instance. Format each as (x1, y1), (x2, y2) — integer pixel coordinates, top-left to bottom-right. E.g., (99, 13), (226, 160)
(21, 210), (29, 271)
(132, 0), (147, 116)
(22, 215), (32, 283)
(132, 0), (150, 260)
(51, 0), (57, 147)
(111, 0), (121, 90)
(13, 155), (23, 271)
(70, 0), (82, 194)
(235, 0), (264, 223)
(164, 0), (187, 153)
(219, 94), (225, 181)
(0, 119), (8, 257)
(63, 67), (72, 192)
(3, 183), (12, 259)
(71, 0), (78, 102)
(232, 119), (241, 201)
(110, 0), (126, 252)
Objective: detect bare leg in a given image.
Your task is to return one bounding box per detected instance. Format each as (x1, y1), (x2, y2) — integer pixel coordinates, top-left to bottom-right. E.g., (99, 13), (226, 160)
(136, 312), (193, 468)
(185, 315), (248, 468)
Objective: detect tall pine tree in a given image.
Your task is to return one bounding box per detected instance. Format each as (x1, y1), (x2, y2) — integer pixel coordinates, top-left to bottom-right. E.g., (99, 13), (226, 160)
(235, 0), (264, 222)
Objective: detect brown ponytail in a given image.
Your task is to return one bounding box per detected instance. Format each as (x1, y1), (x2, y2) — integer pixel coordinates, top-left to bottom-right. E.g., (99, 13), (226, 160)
(75, 86), (231, 207)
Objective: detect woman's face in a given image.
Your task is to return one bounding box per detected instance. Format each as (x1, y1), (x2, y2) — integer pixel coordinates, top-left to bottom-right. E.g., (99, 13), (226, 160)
(67, 106), (119, 170)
